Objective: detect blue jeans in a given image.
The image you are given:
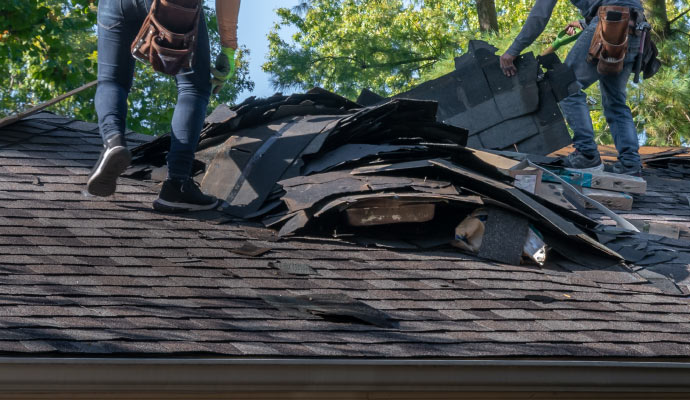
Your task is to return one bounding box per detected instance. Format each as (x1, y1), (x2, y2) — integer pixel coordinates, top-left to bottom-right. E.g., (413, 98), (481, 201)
(560, 15), (641, 167)
(96, 0), (211, 181)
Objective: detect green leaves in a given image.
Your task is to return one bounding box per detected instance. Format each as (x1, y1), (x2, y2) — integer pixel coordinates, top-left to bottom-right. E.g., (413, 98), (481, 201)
(1, 1), (254, 136)
(1, 0), (98, 117)
(264, 0), (464, 99)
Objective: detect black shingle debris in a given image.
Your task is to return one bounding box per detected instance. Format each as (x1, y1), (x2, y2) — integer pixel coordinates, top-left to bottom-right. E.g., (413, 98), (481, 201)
(148, 96), (690, 298)
(129, 88), (361, 172)
(366, 40), (577, 155)
(130, 86), (624, 271)
(126, 44), (688, 283)
(641, 148), (690, 177)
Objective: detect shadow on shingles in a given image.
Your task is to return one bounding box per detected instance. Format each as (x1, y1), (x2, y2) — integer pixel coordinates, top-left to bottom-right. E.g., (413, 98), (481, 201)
(6, 284), (437, 357)
(115, 204), (228, 223)
(3, 287), (278, 356)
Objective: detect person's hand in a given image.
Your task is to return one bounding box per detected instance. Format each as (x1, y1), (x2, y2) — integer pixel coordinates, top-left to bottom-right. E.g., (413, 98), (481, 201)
(500, 52), (517, 77)
(211, 47), (236, 95)
(565, 21), (583, 36)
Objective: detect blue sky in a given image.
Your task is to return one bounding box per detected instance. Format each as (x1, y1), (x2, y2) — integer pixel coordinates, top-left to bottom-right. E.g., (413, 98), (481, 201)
(236, 0), (299, 100)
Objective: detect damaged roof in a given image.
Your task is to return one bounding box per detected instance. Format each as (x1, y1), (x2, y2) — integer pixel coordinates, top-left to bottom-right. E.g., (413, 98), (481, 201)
(1, 111), (690, 359)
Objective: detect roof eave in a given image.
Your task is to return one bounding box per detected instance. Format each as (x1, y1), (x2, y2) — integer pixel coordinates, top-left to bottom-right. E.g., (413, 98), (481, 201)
(2, 358), (690, 393)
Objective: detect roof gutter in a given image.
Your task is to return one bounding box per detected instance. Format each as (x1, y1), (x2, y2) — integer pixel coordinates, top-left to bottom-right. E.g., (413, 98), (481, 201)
(1, 358), (690, 393)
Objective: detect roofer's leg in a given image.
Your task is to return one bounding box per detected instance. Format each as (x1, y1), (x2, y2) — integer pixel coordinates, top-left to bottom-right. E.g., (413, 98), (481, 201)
(153, 12), (219, 213)
(559, 17), (603, 170)
(600, 33), (642, 176)
(89, 0), (142, 197)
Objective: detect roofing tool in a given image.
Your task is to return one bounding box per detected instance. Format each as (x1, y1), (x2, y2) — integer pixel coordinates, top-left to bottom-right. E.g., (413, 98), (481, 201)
(633, 21), (651, 83)
(541, 27), (582, 56)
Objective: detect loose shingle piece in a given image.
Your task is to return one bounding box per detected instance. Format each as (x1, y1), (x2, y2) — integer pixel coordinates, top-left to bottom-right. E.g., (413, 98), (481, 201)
(262, 293), (399, 329)
(390, 40), (575, 155)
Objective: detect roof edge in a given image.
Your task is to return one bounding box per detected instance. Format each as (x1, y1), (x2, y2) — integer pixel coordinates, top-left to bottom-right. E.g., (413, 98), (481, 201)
(1, 358), (690, 393)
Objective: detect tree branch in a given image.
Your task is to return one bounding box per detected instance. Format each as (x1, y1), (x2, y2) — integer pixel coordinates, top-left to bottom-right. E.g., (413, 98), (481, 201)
(672, 29), (690, 38)
(669, 7), (690, 26)
(360, 56), (440, 69)
(312, 54), (441, 70)
(418, 60), (439, 70)
(311, 55), (360, 65)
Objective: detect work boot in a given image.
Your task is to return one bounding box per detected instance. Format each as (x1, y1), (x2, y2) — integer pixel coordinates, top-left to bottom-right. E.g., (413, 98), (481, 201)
(87, 134), (132, 197)
(605, 161), (642, 177)
(561, 150), (603, 171)
(153, 178), (219, 213)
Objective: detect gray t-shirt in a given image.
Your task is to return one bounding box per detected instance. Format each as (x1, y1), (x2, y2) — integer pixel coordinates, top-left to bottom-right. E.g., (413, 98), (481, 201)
(506, 0), (642, 56)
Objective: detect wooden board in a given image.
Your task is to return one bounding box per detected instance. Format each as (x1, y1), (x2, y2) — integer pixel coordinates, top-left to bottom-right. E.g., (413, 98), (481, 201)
(631, 220), (682, 240)
(510, 168), (543, 194)
(542, 168), (647, 194)
(537, 183), (633, 211)
(535, 183), (577, 210)
(470, 148), (523, 172)
(0, 80), (97, 129)
(583, 187), (634, 211)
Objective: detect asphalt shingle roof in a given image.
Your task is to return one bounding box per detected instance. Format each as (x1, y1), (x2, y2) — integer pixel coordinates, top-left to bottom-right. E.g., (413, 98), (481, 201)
(1, 112), (690, 358)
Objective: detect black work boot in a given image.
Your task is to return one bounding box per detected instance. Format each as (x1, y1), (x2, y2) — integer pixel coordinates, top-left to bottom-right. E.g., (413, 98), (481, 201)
(605, 161), (642, 177)
(87, 134), (131, 197)
(561, 150), (603, 171)
(153, 178), (220, 213)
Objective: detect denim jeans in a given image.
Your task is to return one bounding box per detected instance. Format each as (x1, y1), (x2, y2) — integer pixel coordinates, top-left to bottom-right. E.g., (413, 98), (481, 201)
(96, 0), (211, 181)
(560, 15), (641, 166)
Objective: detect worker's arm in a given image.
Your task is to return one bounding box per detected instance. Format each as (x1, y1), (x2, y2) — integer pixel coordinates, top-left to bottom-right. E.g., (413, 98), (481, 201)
(216, 0), (240, 50)
(212, 0), (241, 94)
(505, 0), (558, 57)
(500, 0), (557, 76)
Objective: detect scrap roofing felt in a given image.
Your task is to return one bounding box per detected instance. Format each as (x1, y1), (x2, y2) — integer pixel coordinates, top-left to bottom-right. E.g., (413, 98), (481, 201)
(1, 112), (690, 363)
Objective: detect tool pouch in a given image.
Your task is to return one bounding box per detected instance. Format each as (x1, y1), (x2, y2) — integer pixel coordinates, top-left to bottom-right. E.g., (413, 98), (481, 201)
(641, 36), (661, 79)
(131, 0), (201, 76)
(587, 6), (630, 75)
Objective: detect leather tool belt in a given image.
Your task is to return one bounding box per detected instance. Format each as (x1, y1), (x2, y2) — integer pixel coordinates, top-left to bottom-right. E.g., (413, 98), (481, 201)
(131, 0), (201, 76)
(587, 5), (632, 76)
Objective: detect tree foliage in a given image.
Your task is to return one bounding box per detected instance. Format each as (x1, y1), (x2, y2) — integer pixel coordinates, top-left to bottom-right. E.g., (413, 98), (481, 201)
(265, 0), (461, 99)
(635, 0), (690, 145)
(1, 1), (254, 136)
(265, 0), (690, 146)
(1, 0), (98, 115)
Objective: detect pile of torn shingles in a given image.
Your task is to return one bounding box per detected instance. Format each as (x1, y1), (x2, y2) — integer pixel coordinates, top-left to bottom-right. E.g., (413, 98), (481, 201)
(361, 40), (577, 154)
(129, 41), (687, 287)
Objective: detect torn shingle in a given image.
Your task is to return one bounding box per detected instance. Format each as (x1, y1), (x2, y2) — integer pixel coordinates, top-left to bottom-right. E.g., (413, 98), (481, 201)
(262, 294), (398, 329)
